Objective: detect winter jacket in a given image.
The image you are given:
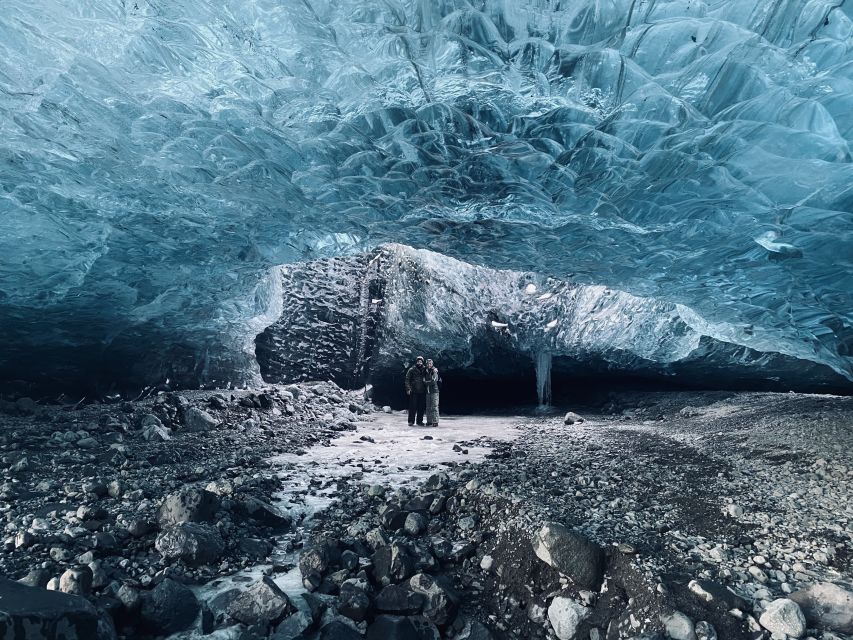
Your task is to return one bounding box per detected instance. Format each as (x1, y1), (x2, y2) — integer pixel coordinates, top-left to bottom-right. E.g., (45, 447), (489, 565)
(425, 369), (441, 394)
(405, 365), (427, 394)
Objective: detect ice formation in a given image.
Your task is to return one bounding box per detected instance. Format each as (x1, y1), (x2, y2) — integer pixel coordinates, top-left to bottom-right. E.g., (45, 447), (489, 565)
(257, 245), (851, 399)
(1, 1), (851, 389)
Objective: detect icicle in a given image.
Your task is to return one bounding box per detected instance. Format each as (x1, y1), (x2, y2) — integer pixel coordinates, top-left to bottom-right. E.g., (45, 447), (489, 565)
(535, 350), (552, 407)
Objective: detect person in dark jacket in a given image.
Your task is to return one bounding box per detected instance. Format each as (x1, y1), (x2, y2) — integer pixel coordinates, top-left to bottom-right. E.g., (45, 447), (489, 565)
(405, 356), (427, 426)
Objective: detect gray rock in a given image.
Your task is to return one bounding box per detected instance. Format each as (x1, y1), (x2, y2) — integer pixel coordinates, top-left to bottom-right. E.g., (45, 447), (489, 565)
(142, 423), (171, 442)
(157, 487), (220, 525)
(404, 512), (428, 536)
(372, 543), (415, 587)
(548, 596), (590, 640)
(183, 406), (219, 431)
(409, 573), (458, 626)
(140, 578), (200, 635)
(338, 583), (371, 622)
(272, 610), (315, 639)
(155, 522), (225, 565)
(661, 611), (696, 640)
(532, 522), (605, 589)
(694, 621), (717, 640)
(563, 412), (584, 425)
(239, 537), (274, 560)
(227, 576), (294, 627)
(375, 584), (425, 615)
(59, 566), (93, 596)
(18, 568), (51, 589)
(759, 599), (807, 638)
(0, 577), (102, 639)
(789, 582), (853, 634)
(234, 495), (291, 530)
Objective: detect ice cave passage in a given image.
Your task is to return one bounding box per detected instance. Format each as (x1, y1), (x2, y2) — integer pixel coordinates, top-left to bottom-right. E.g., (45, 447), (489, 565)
(0, 0), (852, 395)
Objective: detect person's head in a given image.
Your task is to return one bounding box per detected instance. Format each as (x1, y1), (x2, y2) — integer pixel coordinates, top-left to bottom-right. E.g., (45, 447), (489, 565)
(426, 359), (434, 369)
(415, 356), (424, 367)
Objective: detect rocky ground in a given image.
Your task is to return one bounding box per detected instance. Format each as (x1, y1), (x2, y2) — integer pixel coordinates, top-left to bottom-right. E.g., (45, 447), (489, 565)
(0, 388), (851, 640)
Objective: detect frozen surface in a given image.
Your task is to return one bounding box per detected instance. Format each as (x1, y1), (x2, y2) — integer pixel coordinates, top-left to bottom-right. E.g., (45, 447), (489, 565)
(1, 1), (852, 386)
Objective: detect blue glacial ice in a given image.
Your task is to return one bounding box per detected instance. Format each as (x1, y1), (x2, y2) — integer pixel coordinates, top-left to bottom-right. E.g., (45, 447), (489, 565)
(0, 0), (851, 389)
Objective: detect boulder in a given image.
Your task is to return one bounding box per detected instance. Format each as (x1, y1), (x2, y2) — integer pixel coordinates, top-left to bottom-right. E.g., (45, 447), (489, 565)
(532, 523), (605, 589)
(548, 596), (590, 640)
(227, 576), (294, 628)
(372, 543), (415, 586)
(338, 583), (371, 622)
(409, 573), (458, 626)
(183, 406), (219, 431)
(157, 487), (220, 525)
(59, 566), (93, 596)
(234, 495), (291, 530)
(789, 582), (853, 634)
(272, 610), (315, 639)
(139, 578), (200, 635)
(366, 615), (441, 640)
(759, 599), (807, 639)
(563, 412), (584, 425)
(155, 522), (224, 565)
(0, 577), (102, 639)
(661, 611), (697, 640)
(375, 585), (425, 615)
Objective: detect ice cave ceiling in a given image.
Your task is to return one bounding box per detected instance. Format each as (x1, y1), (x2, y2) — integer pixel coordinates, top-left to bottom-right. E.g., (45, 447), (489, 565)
(1, 0), (852, 389)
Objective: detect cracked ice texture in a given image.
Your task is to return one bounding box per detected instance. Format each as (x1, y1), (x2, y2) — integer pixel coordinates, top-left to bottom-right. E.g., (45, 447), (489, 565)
(0, 0), (851, 387)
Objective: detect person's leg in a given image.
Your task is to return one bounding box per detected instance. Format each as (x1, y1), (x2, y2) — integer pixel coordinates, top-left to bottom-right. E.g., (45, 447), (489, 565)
(416, 393), (426, 425)
(433, 393), (439, 427)
(408, 394), (416, 425)
(425, 392), (435, 426)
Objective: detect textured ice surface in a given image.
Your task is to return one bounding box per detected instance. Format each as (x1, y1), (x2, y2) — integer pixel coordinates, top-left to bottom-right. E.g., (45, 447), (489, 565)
(1, 1), (852, 387)
(258, 245), (851, 394)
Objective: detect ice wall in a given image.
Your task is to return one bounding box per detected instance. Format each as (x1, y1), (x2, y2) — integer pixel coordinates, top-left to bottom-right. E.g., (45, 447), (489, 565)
(257, 245), (851, 396)
(0, 1), (851, 388)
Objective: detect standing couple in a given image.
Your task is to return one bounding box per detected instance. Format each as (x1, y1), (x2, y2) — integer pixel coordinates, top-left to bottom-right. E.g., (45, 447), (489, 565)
(405, 356), (441, 427)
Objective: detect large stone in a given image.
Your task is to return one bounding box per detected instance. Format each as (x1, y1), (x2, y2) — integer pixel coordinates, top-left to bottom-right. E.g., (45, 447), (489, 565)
(140, 578), (200, 635)
(183, 406), (219, 431)
(548, 596), (590, 640)
(408, 573), (458, 626)
(375, 585), (425, 615)
(59, 566), (93, 596)
(234, 495), (292, 530)
(227, 576), (294, 627)
(532, 523), (605, 589)
(789, 582), (853, 634)
(759, 599), (807, 639)
(155, 522), (225, 565)
(338, 584), (371, 622)
(366, 615), (441, 640)
(372, 543), (415, 586)
(0, 577), (102, 639)
(272, 610), (315, 640)
(661, 611), (697, 640)
(157, 487), (220, 525)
